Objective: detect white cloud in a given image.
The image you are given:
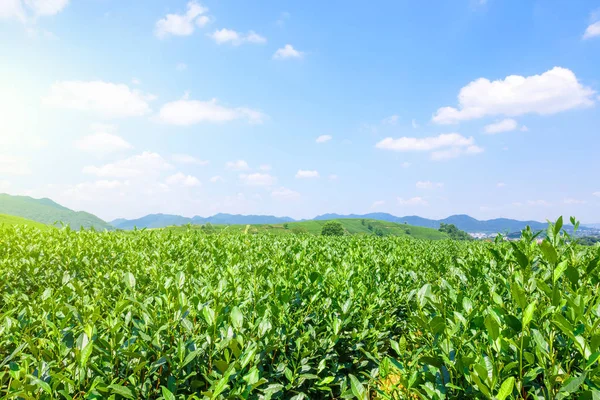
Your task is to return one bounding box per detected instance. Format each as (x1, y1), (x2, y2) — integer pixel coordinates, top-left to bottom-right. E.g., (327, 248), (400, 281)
(259, 164), (271, 171)
(382, 115), (399, 125)
(209, 175), (223, 183)
(157, 98), (265, 125)
(416, 181), (443, 189)
(273, 44), (304, 60)
(43, 81), (152, 118)
(583, 21), (600, 39)
(483, 118), (518, 134)
(401, 162), (411, 168)
(0, 179), (11, 191)
(520, 125), (529, 132)
(295, 169), (319, 179)
(166, 172), (201, 187)
(430, 145), (483, 161)
(316, 134), (332, 143)
(328, 174), (338, 180)
(83, 152), (173, 178)
(132, 78), (141, 85)
(0, 0), (69, 22)
(371, 200), (385, 208)
(527, 200), (551, 206)
(155, 1), (210, 38)
(397, 197), (428, 206)
(376, 133), (483, 160)
(176, 62), (188, 71)
(225, 160), (249, 171)
(271, 186), (300, 200)
(497, 182), (506, 188)
(411, 119), (419, 129)
(208, 28), (266, 45)
(376, 133), (474, 152)
(239, 173), (276, 186)
(0, 155), (30, 175)
(564, 198), (586, 205)
(276, 11), (290, 27)
(433, 67), (595, 124)
(75, 131), (133, 155)
(172, 154), (209, 165)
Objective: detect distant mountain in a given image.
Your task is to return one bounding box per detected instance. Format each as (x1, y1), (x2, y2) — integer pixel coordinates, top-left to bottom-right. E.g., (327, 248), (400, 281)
(0, 193), (113, 230)
(110, 210), (591, 234)
(314, 213), (575, 234)
(111, 213), (295, 230)
(583, 223), (600, 229)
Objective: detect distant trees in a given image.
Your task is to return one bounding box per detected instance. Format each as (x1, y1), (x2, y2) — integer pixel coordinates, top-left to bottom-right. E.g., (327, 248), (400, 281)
(439, 223), (472, 240)
(321, 221), (345, 236)
(374, 228), (384, 237)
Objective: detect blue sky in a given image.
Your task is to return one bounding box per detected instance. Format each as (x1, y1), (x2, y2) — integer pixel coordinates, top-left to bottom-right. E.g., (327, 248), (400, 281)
(1, 0), (599, 222)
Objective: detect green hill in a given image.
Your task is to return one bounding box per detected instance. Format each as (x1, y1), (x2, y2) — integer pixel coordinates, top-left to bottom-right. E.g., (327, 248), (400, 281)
(0, 214), (50, 230)
(0, 193), (113, 230)
(168, 218), (449, 240)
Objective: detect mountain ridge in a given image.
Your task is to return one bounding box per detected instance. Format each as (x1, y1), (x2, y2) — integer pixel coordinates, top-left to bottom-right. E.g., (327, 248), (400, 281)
(110, 211), (588, 234)
(0, 193), (113, 230)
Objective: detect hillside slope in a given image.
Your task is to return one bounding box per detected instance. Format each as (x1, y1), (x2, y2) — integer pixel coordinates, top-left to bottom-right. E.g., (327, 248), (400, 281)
(0, 194), (112, 230)
(0, 214), (50, 230)
(168, 219), (449, 240)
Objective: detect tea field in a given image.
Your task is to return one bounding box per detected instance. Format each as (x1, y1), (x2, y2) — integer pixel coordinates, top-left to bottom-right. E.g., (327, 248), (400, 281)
(1, 218), (599, 399)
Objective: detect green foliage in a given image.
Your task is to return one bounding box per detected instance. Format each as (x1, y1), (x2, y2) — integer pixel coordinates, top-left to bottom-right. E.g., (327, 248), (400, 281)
(438, 222), (472, 240)
(0, 194), (112, 230)
(2, 217), (598, 399)
(321, 221), (345, 236)
(0, 213), (50, 230)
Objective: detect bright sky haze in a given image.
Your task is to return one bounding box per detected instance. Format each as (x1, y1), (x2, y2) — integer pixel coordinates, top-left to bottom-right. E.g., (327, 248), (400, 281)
(1, 0), (600, 222)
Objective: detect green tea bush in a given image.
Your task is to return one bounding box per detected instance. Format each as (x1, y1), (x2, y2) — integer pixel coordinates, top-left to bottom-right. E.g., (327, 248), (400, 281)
(1, 217), (599, 399)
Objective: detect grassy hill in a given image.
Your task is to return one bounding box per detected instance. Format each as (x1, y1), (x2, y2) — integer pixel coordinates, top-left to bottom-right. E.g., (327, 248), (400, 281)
(0, 193), (113, 230)
(0, 214), (50, 230)
(168, 218), (449, 240)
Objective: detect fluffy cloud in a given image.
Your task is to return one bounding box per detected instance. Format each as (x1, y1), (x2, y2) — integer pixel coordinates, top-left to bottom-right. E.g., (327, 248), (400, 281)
(0, 179), (11, 191)
(295, 169), (319, 179)
(564, 198), (586, 205)
(416, 181), (443, 189)
(271, 186), (300, 200)
(594, 191), (600, 197)
(44, 81), (153, 118)
(209, 175), (223, 183)
(376, 133), (483, 160)
(398, 197), (428, 206)
(483, 118), (519, 134)
(527, 200), (551, 206)
(172, 154), (209, 165)
(0, 0), (69, 21)
(226, 160), (249, 171)
(316, 135), (332, 143)
(328, 174), (338, 180)
(433, 67), (595, 124)
(382, 115), (399, 125)
(583, 21), (600, 39)
(74, 130), (133, 155)
(430, 145), (483, 161)
(0, 155), (30, 175)
(166, 172), (201, 187)
(157, 98), (265, 125)
(372, 200), (385, 208)
(208, 29), (266, 45)
(497, 182), (506, 188)
(176, 62), (188, 71)
(273, 44), (304, 59)
(411, 119), (419, 129)
(155, 1), (210, 38)
(239, 173), (276, 186)
(83, 152), (173, 178)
